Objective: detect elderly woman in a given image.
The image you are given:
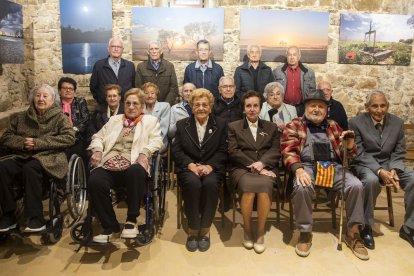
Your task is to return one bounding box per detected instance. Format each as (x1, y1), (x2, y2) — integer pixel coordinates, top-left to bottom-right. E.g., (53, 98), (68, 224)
(88, 84), (124, 143)
(142, 82), (170, 150)
(88, 88), (163, 243)
(228, 91), (281, 254)
(259, 82), (297, 132)
(0, 85), (75, 233)
(172, 88), (227, 252)
(58, 77), (89, 158)
(168, 82), (195, 138)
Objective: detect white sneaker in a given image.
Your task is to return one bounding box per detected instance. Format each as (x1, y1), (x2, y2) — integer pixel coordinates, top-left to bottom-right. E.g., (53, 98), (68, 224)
(93, 234), (111, 243)
(121, 222), (138, 239)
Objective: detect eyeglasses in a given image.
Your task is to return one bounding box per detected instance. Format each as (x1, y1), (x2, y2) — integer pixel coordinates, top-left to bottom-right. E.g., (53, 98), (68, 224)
(183, 89), (193, 93)
(268, 93), (281, 98)
(61, 87), (74, 92)
(110, 45), (123, 49)
(193, 103), (209, 109)
(220, 85), (235, 89)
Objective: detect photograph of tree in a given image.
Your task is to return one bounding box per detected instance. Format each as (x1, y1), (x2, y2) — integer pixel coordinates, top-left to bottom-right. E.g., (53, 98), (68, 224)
(239, 9), (329, 63)
(132, 7), (224, 61)
(0, 1), (23, 64)
(339, 13), (413, 65)
(60, 0), (112, 74)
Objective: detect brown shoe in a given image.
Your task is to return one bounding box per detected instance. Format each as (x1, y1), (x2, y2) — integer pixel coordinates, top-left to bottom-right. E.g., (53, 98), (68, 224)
(345, 233), (369, 260)
(295, 232), (313, 257)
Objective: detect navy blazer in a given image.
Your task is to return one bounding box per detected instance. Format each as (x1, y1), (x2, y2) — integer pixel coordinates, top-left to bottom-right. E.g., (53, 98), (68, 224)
(172, 115), (227, 175)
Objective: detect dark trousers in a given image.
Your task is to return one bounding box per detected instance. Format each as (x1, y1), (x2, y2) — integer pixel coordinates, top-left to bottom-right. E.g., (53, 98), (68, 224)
(88, 164), (148, 232)
(0, 158), (46, 219)
(179, 171), (220, 230)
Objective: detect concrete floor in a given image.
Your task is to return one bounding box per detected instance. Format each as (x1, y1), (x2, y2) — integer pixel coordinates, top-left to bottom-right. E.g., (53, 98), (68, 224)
(0, 187), (413, 276)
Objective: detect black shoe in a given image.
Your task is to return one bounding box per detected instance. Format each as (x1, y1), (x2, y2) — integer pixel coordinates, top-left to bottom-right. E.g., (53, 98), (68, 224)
(198, 235), (210, 252)
(24, 217), (46, 233)
(186, 236), (198, 252)
(360, 226), (375, 250)
(0, 215), (17, 232)
(399, 225), (414, 247)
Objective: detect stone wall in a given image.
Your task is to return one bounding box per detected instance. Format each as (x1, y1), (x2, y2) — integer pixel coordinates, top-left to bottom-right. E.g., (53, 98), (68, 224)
(0, 0), (414, 124)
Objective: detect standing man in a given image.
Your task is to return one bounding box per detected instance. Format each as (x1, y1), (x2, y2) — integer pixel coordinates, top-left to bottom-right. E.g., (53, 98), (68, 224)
(183, 39), (224, 99)
(273, 46), (316, 116)
(281, 89), (368, 260)
(90, 37), (136, 107)
(318, 80), (348, 130)
(135, 40), (179, 106)
(234, 44), (275, 99)
(349, 91), (414, 249)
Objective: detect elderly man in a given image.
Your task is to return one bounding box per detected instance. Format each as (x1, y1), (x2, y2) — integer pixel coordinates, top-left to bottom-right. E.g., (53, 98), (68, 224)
(349, 91), (414, 249)
(213, 76), (243, 125)
(135, 40), (179, 106)
(90, 38), (136, 107)
(183, 39), (224, 99)
(273, 46), (316, 117)
(281, 89), (368, 260)
(259, 81), (297, 132)
(234, 45), (275, 99)
(168, 82), (196, 138)
(318, 81), (348, 130)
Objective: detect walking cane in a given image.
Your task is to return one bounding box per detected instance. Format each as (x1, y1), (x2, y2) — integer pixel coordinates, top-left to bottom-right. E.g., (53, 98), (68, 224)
(337, 132), (354, 251)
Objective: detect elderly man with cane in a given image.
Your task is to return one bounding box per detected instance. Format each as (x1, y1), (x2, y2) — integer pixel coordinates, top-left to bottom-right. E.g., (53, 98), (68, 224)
(281, 89), (368, 260)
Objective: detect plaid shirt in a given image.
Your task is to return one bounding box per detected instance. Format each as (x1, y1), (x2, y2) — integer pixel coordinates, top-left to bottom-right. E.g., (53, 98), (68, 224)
(281, 117), (357, 172)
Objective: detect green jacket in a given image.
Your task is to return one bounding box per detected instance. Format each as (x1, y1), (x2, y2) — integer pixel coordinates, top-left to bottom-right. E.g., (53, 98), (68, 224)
(0, 104), (76, 179)
(135, 59), (179, 105)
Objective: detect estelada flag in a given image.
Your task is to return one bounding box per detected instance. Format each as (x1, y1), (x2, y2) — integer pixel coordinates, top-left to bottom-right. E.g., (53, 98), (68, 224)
(314, 161), (335, 188)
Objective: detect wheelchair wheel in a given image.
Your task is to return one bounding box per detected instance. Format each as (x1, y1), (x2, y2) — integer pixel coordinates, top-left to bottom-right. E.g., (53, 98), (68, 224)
(67, 154), (87, 221)
(152, 155), (167, 224)
(44, 181), (63, 244)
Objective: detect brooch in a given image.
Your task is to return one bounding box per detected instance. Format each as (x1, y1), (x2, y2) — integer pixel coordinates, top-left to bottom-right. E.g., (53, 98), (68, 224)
(259, 131), (268, 136)
(208, 129), (212, 134)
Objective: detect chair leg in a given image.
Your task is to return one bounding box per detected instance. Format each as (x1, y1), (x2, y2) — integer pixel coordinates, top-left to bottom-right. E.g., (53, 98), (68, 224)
(276, 191), (280, 224)
(232, 189), (236, 228)
(220, 185), (224, 228)
(331, 192), (337, 229)
(386, 186), (395, 227)
(289, 199), (294, 230)
(176, 185), (181, 229)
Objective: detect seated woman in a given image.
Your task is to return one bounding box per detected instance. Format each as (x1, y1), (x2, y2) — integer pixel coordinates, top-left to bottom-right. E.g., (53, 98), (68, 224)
(0, 84), (75, 232)
(58, 77), (89, 158)
(172, 88), (227, 252)
(88, 88), (163, 243)
(228, 90), (281, 254)
(142, 82), (170, 150)
(168, 82), (195, 138)
(88, 84), (123, 143)
(259, 82), (297, 132)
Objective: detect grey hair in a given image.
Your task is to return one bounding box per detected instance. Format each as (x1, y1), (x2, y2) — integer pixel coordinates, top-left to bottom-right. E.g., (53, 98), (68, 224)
(148, 40), (162, 49)
(365, 91), (389, 107)
(263, 82), (285, 99)
(219, 76), (234, 87)
(28, 84), (60, 106)
(247, 44), (262, 54)
(108, 37), (123, 47)
(180, 82), (196, 96)
(286, 45), (301, 57)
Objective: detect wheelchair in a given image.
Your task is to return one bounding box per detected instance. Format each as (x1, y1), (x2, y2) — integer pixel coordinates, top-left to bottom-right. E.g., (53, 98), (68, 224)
(70, 151), (167, 250)
(0, 154), (87, 244)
